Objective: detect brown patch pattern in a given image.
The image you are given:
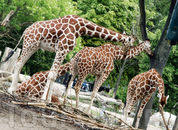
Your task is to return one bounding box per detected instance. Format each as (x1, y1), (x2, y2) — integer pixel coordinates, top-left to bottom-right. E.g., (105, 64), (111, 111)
(124, 68), (166, 127)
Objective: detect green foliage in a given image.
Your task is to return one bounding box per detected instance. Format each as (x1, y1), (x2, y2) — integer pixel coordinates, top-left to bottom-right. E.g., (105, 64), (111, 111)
(115, 86), (127, 104)
(77, 0), (139, 46)
(77, 0), (140, 91)
(0, 0), (80, 75)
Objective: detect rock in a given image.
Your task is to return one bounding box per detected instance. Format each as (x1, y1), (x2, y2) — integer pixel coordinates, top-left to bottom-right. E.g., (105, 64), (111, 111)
(149, 111), (176, 129)
(7, 74), (31, 83)
(0, 70), (13, 78)
(52, 82), (65, 97)
(98, 91), (110, 97)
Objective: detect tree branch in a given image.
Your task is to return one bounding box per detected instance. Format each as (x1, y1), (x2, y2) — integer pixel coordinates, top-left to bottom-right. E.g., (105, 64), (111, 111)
(139, 0), (148, 40)
(0, 10), (14, 26)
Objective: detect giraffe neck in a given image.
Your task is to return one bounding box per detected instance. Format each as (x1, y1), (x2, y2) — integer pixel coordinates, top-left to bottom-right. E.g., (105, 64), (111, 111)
(56, 62), (71, 78)
(125, 42), (146, 59)
(113, 41), (146, 60)
(42, 62), (71, 80)
(75, 15), (129, 43)
(156, 75), (165, 95)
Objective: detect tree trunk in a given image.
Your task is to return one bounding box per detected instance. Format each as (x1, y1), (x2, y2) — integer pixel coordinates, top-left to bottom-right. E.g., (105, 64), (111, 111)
(113, 59), (127, 98)
(139, 0), (148, 40)
(132, 0), (176, 129)
(173, 113), (178, 130)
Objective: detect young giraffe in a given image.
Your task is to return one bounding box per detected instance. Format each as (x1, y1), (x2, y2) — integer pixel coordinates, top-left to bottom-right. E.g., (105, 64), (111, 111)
(65, 39), (153, 113)
(124, 68), (169, 128)
(8, 15), (136, 102)
(15, 40), (152, 112)
(16, 62), (70, 104)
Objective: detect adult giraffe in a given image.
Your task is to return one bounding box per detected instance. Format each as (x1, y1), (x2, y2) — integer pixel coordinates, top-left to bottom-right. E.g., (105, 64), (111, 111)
(8, 15), (136, 102)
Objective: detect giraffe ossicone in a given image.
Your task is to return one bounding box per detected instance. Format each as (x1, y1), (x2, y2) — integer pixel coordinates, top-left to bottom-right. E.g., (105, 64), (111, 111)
(7, 15), (137, 102)
(16, 40), (153, 113)
(124, 68), (169, 128)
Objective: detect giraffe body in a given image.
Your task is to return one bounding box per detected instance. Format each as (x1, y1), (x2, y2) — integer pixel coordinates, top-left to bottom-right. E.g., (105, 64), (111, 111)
(124, 68), (169, 128)
(8, 15), (137, 102)
(16, 62), (70, 103)
(65, 40), (153, 113)
(16, 40), (153, 113)
(16, 71), (61, 103)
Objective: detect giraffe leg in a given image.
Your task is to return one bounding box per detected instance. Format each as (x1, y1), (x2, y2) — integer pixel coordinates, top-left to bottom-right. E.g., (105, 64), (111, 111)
(127, 93), (142, 119)
(124, 90), (134, 123)
(8, 47), (39, 94)
(87, 73), (108, 114)
(42, 49), (69, 102)
(63, 74), (76, 105)
(63, 59), (78, 105)
(124, 84), (136, 124)
(135, 95), (152, 129)
(74, 76), (87, 108)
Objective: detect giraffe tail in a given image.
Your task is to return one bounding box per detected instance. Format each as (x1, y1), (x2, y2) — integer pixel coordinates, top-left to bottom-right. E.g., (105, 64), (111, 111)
(65, 73), (73, 91)
(57, 61), (71, 77)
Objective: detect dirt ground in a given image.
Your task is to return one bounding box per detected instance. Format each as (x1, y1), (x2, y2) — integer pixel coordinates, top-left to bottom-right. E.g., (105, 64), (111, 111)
(0, 93), (82, 130)
(0, 81), (167, 130)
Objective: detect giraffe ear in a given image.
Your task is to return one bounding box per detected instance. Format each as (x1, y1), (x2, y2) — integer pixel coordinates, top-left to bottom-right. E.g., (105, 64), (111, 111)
(134, 37), (137, 41)
(166, 95), (169, 101)
(139, 39), (143, 44)
(123, 31), (126, 34)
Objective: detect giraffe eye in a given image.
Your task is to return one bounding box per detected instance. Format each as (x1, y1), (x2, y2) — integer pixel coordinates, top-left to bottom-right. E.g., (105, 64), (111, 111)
(129, 38), (131, 41)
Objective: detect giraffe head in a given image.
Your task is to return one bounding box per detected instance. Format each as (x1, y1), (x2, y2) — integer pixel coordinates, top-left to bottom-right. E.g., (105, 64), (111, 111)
(141, 39), (153, 56)
(124, 35), (137, 48)
(121, 35), (137, 54)
(157, 93), (169, 108)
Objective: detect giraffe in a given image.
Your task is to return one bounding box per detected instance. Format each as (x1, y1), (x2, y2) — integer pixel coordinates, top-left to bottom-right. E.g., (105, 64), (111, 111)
(7, 15), (137, 102)
(16, 62), (70, 104)
(65, 39), (153, 113)
(15, 40), (153, 112)
(124, 68), (169, 128)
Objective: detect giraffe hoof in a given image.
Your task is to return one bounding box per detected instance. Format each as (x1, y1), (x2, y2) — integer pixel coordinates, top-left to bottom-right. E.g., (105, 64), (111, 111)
(8, 88), (17, 96)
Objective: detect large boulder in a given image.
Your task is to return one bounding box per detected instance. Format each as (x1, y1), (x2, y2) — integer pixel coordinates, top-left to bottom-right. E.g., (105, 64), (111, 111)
(149, 111), (176, 129)
(0, 70), (13, 78)
(7, 74), (31, 83)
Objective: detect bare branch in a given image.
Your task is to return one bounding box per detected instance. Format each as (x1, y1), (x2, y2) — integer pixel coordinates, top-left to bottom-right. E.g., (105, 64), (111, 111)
(4, 33), (18, 42)
(159, 104), (170, 130)
(1, 10), (14, 26)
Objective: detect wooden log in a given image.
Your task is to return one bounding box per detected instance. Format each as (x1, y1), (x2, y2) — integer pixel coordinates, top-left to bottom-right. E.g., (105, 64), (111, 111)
(0, 47), (21, 74)
(11, 101), (46, 106)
